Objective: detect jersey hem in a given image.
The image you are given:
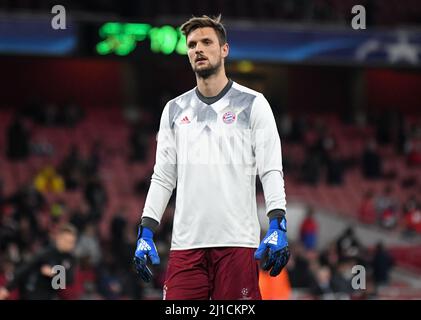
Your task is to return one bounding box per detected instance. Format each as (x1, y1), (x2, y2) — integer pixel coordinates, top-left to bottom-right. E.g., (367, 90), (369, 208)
(170, 243), (259, 250)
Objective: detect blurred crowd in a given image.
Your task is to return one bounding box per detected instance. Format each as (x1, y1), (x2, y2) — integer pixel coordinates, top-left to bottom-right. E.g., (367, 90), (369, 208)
(358, 187), (421, 236)
(275, 109), (421, 236)
(0, 101), (417, 299)
(0, 105), (161, 300)
(290, 219), (395, 300)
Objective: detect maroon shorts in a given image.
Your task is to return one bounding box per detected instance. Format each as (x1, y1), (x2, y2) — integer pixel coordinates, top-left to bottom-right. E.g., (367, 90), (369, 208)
(163, 247), (262, 300)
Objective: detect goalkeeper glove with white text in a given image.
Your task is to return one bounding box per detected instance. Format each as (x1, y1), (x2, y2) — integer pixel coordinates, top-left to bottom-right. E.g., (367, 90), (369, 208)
(255, 215), (290, 277)
(133, 226), (160, 282)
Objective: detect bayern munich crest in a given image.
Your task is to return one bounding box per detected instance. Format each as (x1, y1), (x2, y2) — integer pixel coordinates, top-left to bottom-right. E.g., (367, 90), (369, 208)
(222, 111), (236, 124)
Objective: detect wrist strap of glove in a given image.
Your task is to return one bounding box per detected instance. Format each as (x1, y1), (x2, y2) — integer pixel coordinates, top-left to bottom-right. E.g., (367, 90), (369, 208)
(268, 209), (287, 231)
(137, 225), (154, 240)
(140, 217), (159, 233)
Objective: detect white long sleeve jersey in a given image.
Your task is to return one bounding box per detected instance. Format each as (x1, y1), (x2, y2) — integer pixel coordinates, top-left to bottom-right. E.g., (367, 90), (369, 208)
(142, 80), (286, 250)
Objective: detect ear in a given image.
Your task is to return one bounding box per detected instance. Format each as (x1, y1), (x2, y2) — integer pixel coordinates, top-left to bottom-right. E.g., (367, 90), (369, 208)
(221, 42), (229, 59)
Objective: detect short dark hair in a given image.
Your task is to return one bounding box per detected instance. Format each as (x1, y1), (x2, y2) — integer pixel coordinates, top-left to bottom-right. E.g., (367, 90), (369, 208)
(180, 14), (227, 45)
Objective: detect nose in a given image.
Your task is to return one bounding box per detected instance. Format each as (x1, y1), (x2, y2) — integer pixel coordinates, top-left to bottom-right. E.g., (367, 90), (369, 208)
(195, 42), (204, 54)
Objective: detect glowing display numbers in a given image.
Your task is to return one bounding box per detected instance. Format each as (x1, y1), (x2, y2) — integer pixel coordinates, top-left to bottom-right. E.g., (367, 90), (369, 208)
(96, 22), (187, 56)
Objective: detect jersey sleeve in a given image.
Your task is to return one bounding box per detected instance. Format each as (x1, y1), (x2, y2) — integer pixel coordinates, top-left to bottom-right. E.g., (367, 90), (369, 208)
(141, 102), (177, 224)
(250, 94), (287, 214)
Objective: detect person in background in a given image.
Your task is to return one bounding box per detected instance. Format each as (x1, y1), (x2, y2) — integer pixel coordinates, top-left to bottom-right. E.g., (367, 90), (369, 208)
(358, 190), (377, 224)
(300, 207), (318, 250)
(372, 242), (394, 287)
(6, 114), (30, 161)
(0, 224), (77, 300)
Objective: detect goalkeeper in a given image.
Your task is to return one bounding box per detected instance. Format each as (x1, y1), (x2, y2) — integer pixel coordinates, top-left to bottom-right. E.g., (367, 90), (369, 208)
(134, 15), (289, 300)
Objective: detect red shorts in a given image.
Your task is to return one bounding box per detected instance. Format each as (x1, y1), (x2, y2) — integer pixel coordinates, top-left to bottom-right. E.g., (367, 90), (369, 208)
(163, 247), (262, 300)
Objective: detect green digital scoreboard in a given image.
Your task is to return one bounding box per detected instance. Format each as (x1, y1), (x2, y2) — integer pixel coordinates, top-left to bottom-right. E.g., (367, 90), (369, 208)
(96, 22), (187, 56)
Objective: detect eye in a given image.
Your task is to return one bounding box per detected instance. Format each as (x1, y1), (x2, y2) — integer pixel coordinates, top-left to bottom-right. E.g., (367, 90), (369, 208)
(188, 42), (196, 49)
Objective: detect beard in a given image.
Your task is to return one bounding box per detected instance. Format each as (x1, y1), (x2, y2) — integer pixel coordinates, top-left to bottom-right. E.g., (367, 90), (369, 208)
(193, 58), (222, 79)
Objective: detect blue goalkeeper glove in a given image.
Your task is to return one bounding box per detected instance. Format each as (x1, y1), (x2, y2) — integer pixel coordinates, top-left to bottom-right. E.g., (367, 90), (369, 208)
(254, 215), (290, 277)
(133, 226), (160, 282)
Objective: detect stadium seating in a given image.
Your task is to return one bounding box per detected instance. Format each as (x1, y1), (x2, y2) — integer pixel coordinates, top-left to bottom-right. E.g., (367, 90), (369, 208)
(1, 107), (420, 273)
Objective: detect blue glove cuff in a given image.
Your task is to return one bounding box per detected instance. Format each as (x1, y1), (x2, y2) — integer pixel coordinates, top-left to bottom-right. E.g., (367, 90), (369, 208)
(139, 226), (154, 239)
(269, 216), (287, 231)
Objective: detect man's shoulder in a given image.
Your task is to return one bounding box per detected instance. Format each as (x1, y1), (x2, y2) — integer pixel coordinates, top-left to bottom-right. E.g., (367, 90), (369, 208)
(231, 81), (263, 99)
(165, 87), (196, 109)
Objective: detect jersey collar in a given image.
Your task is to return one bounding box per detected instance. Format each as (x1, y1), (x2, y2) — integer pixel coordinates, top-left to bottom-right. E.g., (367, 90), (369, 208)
(195, 79), (233, 106)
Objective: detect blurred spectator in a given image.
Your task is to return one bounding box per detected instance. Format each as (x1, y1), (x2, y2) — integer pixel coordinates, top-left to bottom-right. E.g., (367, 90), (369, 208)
(0, 224), (77, 300)
(0, 213), (17, 253)
(60, 145), (84, 190)
(34, 166), (65, 194)
(395, 112), (408, 155)
(299, 207), (318, 250)
(362, 139), (382, 179)
(85, 141), (102, 176)
(0, 259), (19, 300)
(75, 223), (102, 266)
(30, 136), (54, 157)
(336, 227), (362, 262)
(110, 213), (128, 255)
(129, 124), (149, 162)
(0, 178), (4, 218)
(375, 186), (399, 229)
(49, 199), (67, 224)
(286, 243), (314, 289)
(109, 215), (140, 289)
(330, 259), (354, 298)
(134, 176), (151, 196)
(7, 185), (45, 237)
(301, 150), (322, 185)
(123, 104), (141, 124)
(289, 116), (306, 143)
(372, 242), (394, 286)
(310, 266), (336, 300)
(6, 115), (30, 161)
(96, 254), (126, 300)
(80, 282), (103, 300)
(276, 113), (293, 141)
(402, 195), (421, 236)
(358, 190), (377, 224)
(69, 200), (94, 233)
(84, 175), (107, 221)
(405, 124), (421, 166)
(313, 126), (336, 165)
(14, 217), (40, 255)
(326, 151), (345, 185)
(319, 242), (339, 270)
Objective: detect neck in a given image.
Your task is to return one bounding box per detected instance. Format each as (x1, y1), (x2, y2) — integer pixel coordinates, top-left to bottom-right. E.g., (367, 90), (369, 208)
(196, 68), (229, 97)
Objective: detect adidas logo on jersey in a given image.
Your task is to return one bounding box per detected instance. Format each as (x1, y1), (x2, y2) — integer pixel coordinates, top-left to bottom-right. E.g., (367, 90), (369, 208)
(264, 231), (278, 245)
(138, 239), (151, 251)
(180, 116), (191, 124)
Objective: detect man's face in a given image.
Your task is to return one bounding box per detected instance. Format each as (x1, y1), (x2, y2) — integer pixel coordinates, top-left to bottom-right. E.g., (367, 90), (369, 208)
(56, 232), (77, 253)
(186, 27), (229, 78)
